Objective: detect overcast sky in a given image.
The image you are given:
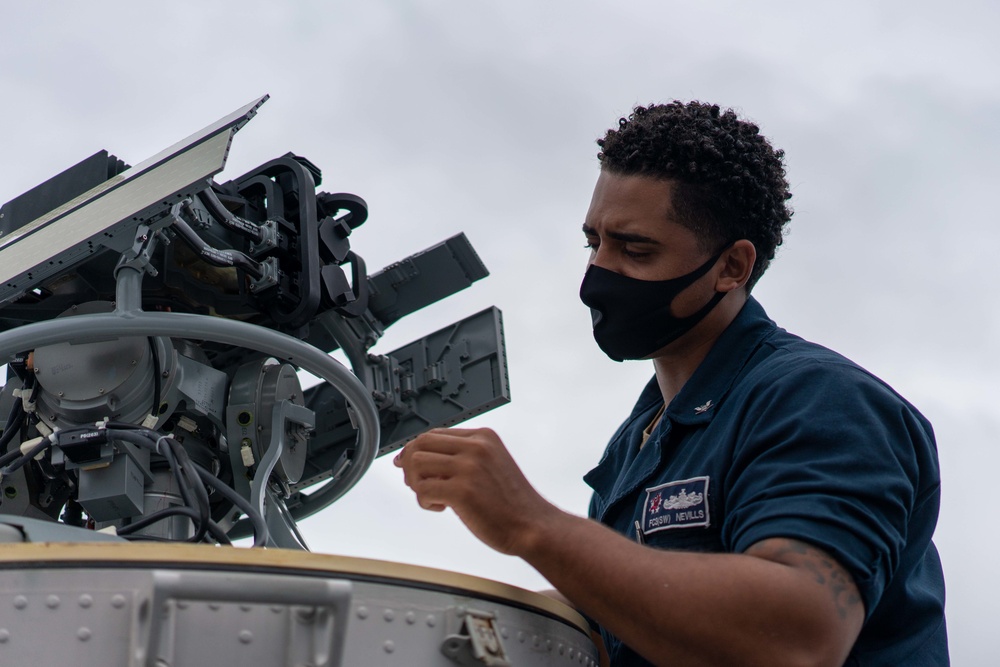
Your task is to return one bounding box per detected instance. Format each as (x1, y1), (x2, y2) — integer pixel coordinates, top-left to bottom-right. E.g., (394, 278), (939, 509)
(2, 2), (997, 663)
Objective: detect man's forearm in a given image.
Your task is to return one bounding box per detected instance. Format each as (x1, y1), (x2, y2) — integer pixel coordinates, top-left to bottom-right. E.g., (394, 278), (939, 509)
(517, 508), (862, 667)
(395, 428), (862, 666)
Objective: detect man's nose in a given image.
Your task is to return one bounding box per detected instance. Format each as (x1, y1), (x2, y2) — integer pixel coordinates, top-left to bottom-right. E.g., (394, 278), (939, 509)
(589, 244), (617, 272)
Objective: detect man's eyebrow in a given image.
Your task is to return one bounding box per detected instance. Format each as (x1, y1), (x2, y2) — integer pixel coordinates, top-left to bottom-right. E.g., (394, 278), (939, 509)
(581, 223), (661, 245)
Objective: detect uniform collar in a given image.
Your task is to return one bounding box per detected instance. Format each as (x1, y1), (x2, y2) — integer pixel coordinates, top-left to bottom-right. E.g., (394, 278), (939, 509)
(663, 296), (776, 426)
(584, 297), (777, 509)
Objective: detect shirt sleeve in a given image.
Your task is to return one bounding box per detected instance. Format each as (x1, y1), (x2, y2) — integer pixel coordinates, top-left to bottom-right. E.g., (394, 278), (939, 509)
(719, 355), (937, 618)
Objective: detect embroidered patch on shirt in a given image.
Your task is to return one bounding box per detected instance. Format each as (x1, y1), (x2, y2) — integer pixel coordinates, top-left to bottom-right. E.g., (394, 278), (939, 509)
(642, 476), (710, 534)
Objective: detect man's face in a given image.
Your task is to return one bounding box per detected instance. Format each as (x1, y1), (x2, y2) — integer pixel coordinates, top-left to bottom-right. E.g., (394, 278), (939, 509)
(582, 171), (719, 319)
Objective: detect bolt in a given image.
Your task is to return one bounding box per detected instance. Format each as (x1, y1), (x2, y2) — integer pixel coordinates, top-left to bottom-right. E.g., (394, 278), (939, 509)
(162, 371), (169, 378)
(58, 392), (64, 397)
(98, 388), (105, 395)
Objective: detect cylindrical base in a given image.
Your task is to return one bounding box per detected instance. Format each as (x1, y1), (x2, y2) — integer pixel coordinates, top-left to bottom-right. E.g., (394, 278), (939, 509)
(0, 543), (597, 667)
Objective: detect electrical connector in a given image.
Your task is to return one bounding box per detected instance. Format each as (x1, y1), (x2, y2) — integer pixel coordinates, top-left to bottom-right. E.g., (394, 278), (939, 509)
(55, 429), (109, 464)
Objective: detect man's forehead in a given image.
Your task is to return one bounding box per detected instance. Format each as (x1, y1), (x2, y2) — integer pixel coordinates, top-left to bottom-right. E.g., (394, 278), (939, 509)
(583, 173), (686, 240)
(589, 171), (676, 211)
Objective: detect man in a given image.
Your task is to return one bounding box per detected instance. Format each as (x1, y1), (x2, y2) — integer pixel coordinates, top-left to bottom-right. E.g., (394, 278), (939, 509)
(394, 102), (948, 666)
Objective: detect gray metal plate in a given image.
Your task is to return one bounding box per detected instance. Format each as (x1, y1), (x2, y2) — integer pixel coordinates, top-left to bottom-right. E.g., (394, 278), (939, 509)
(0, 95), (268, 305)
(0, 563), (597, 667)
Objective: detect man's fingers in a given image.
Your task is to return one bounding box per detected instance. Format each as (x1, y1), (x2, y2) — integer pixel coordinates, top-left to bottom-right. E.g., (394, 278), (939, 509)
(393, 437), (460, 469)
(423, 427), (487, 438)
(410, 427), (501, 454)
(395, 427), (499, 471)
(412, 477), (459, 513)
(395, 426), (511, 522)
(399, 450), (464, 488)
(411, 431), (484, 453)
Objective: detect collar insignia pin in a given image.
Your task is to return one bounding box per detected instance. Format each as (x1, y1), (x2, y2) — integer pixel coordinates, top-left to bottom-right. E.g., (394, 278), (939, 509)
(694, 400), (713, 415)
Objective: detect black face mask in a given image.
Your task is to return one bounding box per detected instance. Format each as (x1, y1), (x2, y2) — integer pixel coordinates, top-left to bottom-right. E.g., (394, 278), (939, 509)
(579, 246), (729, 362)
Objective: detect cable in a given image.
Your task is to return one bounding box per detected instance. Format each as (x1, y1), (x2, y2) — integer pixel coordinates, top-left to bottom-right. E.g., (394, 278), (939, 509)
(120, 533), (174, 542)
(154, 434), (204, 538)
(159, 435), (210, 543)
(0, 448), (24, 469)
(101, 423), (266, 546)
(192, 461), (269, 547)
(116, 505), (201, 535)
(170, 204), (264, 279)
(0, 393), (26, 454)
(108, 428), (210, 543)
(196, 189), (265, 243)
(120, 522), (230, 545)
(117, 507), (230, 544)
(0, 437), (51, 476)
(204, 519), (232, 545)
(148, 338), (161, 421)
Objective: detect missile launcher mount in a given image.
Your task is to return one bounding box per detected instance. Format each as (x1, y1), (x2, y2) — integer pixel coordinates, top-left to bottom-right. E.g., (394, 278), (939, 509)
(0, 97), (596, 666)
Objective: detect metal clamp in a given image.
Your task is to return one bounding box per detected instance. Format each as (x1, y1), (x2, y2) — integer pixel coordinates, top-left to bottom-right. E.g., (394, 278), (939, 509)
(115, 214), (174, 279)
(249, 218), (280, 255)
(248, 256), (280, 293)
(441, 610), (511, 666)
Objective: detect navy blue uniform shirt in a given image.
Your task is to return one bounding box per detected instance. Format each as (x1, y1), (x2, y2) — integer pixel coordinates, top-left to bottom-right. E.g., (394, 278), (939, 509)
(584, 298), (948, 666)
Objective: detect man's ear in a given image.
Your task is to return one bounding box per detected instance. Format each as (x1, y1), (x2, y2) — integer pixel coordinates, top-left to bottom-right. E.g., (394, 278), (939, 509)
(716, 240), (756, 292)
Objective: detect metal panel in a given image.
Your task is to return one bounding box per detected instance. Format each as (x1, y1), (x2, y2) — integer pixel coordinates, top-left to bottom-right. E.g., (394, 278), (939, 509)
(0, 95), (268, 303)
(300, 306), (510, 494)
(0, 559), (597, 667)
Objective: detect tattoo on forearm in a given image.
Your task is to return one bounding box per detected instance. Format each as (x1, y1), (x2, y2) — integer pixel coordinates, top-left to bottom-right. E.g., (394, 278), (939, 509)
(748, 539), (862, 620)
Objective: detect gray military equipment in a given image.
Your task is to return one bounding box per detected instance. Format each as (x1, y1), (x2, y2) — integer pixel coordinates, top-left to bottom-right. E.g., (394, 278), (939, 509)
(0, 96), (591, 667)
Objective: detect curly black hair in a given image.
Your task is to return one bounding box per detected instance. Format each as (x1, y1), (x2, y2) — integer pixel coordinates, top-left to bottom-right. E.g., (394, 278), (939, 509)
(597, 102), (792, 290)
